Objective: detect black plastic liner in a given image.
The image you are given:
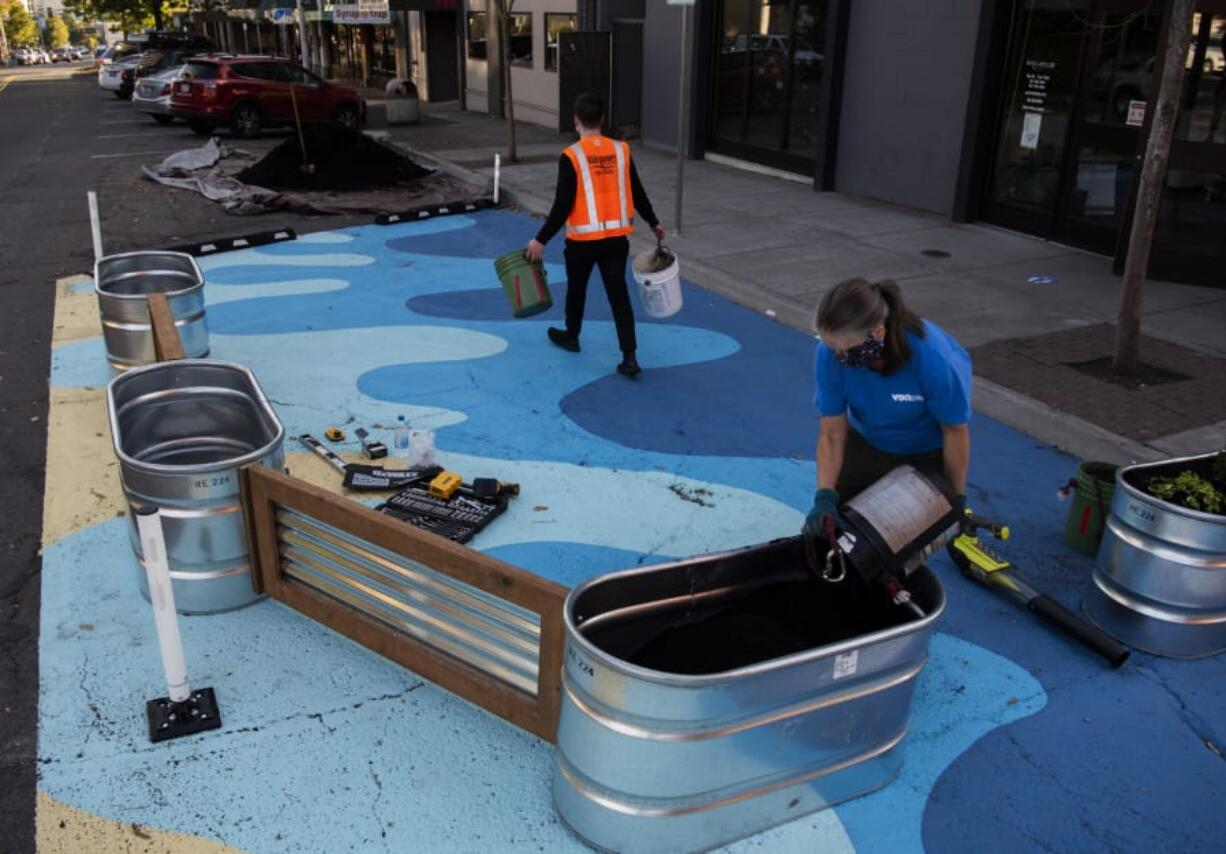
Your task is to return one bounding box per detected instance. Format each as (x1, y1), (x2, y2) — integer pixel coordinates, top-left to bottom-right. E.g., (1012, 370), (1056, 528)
(577, 538), (934, 676)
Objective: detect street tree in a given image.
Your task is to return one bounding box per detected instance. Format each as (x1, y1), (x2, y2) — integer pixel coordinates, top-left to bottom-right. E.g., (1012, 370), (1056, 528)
(1112, 0), (1195, 376)
(4, 0), (38, 47)
(48, 14), (70, 47)
(66, 0), (162, 35)
(491, 0), (518, 162)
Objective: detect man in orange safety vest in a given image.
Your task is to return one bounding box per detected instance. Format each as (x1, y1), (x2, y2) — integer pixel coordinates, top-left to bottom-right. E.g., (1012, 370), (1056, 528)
(526, 91), (665, 378)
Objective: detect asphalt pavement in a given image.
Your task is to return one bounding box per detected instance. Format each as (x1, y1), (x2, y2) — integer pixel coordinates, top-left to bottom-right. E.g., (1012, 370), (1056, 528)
(0, 64), (376, 854)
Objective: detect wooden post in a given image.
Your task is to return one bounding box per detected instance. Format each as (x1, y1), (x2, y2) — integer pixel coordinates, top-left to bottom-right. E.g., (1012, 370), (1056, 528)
(1112, 0), (1195, 377)
(147, 293), (186, 362)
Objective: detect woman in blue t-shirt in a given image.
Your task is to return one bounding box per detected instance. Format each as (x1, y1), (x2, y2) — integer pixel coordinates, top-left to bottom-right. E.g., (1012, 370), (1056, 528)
(803, 277), (973, 538)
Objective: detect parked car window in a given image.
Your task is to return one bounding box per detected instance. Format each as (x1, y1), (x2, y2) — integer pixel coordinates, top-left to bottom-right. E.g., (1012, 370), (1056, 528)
(467, 12), (488, 60)
(182, 61), (220, 80)
(545, 13), (576, 72)
(232, 62), (275, 81)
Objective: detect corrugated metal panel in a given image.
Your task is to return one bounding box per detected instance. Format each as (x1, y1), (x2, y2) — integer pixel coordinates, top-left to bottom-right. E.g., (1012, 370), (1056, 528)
(276, 508), (541, 695)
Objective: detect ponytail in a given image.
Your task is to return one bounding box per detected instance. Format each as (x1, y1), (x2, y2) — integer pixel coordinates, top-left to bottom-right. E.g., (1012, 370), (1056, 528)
(876, 279), (925, 374)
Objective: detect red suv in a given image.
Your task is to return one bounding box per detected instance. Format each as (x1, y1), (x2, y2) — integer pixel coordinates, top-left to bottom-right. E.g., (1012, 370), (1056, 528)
(170, 56), (366, 138)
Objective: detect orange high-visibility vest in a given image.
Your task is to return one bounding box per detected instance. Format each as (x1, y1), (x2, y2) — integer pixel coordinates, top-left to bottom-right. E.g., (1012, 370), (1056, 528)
(563, 136), (634, 241)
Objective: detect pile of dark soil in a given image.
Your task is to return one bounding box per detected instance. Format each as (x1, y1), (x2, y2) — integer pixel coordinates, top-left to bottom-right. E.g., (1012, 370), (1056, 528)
(237, 126), (432, 192)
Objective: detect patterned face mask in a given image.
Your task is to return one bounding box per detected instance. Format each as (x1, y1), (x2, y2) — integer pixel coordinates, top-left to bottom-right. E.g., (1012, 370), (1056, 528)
(836, 334), (884, 368)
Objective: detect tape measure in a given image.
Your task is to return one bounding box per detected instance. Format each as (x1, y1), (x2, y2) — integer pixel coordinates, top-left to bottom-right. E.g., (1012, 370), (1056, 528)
(428, 471), (463, 500)
(324, 427), (346, 442)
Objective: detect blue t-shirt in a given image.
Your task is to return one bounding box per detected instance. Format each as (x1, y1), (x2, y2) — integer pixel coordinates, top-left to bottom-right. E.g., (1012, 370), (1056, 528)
(813, 319), (972, 455)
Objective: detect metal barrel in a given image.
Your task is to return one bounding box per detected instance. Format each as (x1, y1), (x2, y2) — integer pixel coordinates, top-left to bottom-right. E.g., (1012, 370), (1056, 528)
(552, 537), (945, 854)
(95, 250), (209, 372)
(106, 360), (285, 614)
(1086, 452), (1226, 659)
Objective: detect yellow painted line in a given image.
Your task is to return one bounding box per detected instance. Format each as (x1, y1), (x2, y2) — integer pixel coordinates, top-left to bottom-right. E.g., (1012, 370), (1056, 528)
(0, 76), (13, 94)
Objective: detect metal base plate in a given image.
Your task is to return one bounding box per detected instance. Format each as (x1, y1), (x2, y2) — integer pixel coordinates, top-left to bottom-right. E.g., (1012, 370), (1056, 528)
(146, 687), (222, 743)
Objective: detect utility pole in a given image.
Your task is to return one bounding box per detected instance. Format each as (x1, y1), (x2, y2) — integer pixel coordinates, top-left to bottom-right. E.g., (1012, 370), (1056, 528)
(1112, 0), (1195, 376)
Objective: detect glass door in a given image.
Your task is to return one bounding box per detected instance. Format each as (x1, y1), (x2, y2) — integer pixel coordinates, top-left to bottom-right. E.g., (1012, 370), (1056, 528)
(1146, 5), (1226, 285)
(708, 0), (828, 176)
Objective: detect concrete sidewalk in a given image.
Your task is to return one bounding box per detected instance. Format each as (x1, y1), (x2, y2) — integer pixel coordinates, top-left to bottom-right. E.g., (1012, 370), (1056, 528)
(376, 103), (1226, 466)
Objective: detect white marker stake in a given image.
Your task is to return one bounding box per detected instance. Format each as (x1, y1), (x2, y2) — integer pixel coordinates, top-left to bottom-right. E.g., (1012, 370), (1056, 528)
(87, 191), (103, 263)
(135, 507), (190, 703)
(493, 153), (501, 205)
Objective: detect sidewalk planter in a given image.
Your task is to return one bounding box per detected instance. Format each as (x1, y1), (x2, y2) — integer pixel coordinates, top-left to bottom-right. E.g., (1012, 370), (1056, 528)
(553, 537), (944, 853)
(95, 250), (209, 372)
(107, 360), (285, 614)
(385, 78), (420, 125)
(1085, 452), (1226, 658)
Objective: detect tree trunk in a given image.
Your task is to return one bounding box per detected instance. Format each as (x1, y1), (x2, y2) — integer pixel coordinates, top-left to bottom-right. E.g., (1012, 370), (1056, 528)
(500, 3), (518, 162)
(1112, 0), (1195, 377)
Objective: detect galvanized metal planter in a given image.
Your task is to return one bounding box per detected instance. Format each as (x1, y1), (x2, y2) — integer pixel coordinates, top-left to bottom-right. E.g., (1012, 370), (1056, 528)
(553, 537), (944, 854)
(95, 250), (209, 372)
(1086, 452), (1226, 658)
(107, 360), (285, 614)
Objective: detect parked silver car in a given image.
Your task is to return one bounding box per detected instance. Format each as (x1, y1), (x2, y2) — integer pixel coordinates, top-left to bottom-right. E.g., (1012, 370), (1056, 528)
(132, 64), (187, 124)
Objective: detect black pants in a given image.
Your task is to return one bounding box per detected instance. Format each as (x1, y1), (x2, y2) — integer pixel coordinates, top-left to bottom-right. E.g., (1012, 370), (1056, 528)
(563, 236), (636, 354)
(836, 428), (944, 499)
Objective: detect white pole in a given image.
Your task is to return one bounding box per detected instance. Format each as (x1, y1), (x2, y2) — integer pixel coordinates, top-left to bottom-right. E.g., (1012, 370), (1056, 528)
(493, 153), (501, 205)
(87, 191), (102, 263)
(135, 507), (191, 704)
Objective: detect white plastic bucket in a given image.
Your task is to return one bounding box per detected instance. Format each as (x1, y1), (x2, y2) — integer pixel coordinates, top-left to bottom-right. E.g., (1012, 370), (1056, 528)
(631, 247), (683, 319)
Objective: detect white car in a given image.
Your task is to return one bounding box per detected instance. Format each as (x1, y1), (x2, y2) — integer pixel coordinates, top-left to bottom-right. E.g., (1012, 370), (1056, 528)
(132, 64), (186, 124)
(98, 54), (141, 96)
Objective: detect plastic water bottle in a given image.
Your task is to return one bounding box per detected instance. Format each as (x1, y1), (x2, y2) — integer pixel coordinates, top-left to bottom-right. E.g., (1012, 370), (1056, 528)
(393, 415), (411, 458)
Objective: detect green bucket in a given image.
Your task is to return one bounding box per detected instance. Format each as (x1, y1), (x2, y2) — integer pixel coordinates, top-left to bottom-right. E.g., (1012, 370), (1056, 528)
(493, 250), (552, 318)
(1063, 461), (1118, 556)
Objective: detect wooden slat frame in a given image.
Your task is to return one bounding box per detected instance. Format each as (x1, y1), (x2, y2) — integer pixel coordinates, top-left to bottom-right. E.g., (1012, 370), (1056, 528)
(241, 465), (568, 742)
(147, 292), (186, 361)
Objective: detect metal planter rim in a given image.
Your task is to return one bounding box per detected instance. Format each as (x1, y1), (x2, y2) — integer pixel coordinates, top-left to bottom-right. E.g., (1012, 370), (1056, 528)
(1116, 452), (1226, 527)
(563, 537), (947, 688)
(106, 358), (285, 477)
(94, 250), (203, 299)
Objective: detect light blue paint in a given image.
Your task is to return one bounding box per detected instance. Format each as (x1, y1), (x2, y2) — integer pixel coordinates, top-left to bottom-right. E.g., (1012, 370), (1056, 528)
(41, 213), (1080, 852)
(39, 519), (1039, 853)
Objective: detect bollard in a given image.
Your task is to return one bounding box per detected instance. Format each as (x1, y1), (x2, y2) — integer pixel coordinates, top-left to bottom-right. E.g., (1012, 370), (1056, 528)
(135, 506), (223, 742)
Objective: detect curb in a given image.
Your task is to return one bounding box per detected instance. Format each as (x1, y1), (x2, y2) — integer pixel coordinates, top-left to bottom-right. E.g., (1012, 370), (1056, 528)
(389, 143), (1203, 467)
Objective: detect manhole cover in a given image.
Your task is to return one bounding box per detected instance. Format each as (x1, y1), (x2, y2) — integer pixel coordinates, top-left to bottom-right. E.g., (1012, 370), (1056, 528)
(920, 249), (951, 258)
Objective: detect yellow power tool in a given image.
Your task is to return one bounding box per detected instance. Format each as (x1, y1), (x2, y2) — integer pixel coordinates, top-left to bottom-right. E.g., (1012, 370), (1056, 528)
(948, 511), (1129, 668)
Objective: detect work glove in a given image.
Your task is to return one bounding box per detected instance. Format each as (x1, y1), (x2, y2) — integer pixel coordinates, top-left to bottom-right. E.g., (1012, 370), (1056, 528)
(802, 488), (842, 539)
(953, 494), (968, 533)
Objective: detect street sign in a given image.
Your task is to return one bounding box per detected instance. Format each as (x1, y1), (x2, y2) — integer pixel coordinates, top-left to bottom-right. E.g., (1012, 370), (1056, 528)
(270, 7), (295, 24)
(1126, 100), (1146, 127)
(332, 3), (390, 24)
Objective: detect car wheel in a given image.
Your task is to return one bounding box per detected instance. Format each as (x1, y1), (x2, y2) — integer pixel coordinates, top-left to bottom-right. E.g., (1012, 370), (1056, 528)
(152, 115), (173, 125)
(189, 120), (215, 136)
(231, 103), (261, 139)
(335, 103), (360, 131)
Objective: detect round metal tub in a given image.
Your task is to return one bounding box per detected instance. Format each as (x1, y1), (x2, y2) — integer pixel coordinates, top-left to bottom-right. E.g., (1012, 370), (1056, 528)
(107, 360), (285, 614)
(1085, 452), (1226, 658)
(95, 250), (209, 372)
(553, 537), (945, 853)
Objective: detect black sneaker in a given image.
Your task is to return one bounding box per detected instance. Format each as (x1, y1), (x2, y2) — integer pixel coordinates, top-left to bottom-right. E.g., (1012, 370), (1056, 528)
(548, 327), (580, 352)
(617, 357), (642, 378)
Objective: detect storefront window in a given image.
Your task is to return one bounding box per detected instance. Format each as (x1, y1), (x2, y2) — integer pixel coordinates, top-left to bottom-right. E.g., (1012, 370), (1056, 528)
(1178, 13), (1226, 143)
(508, 12), (532, 67)
(467, 11), (488, 60)
(545, 13), (576, 72)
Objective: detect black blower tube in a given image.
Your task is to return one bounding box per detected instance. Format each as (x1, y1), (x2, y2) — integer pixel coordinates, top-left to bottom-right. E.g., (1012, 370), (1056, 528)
(1027, 594), (1131, 668)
